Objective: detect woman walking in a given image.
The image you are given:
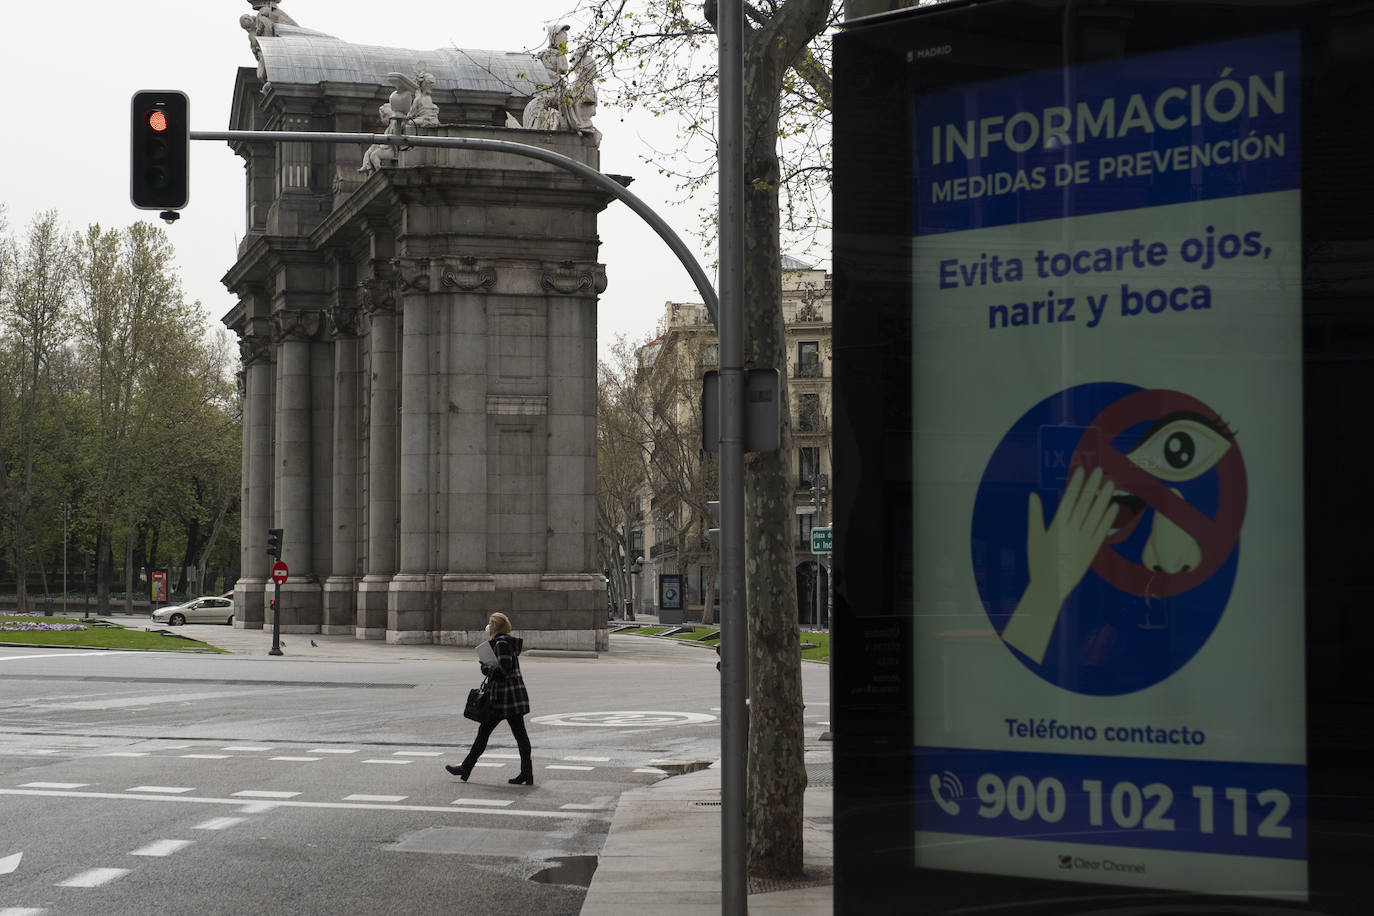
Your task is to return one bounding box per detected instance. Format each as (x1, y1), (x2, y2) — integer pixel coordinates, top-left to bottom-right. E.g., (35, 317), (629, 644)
(447, 612), (534, 785)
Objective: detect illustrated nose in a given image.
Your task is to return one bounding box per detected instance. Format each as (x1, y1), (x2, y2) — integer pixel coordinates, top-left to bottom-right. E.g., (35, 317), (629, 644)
(1142, 489), (1202, 574)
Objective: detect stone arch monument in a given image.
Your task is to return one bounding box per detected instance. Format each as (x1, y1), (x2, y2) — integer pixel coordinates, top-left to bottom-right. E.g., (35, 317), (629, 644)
(222, 7), (609, 650)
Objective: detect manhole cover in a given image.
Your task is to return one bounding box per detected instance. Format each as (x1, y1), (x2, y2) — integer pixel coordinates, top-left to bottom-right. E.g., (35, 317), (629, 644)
(529, 711), (717, 727)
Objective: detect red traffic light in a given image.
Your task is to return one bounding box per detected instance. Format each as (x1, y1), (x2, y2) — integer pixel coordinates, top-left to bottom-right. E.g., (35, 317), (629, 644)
(146, 109), (168, 132)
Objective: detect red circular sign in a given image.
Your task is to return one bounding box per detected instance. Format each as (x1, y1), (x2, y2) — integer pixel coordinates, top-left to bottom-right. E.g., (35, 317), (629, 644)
(1069, 388), (1246, 598)
(271, 561), (289, 585)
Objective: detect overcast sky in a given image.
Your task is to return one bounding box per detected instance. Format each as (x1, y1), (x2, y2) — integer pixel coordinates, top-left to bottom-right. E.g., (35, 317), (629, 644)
(3, 0), (718, 360)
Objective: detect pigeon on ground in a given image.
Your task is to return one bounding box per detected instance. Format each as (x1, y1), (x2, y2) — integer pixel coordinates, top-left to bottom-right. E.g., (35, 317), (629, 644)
(311, 639), (318, 647)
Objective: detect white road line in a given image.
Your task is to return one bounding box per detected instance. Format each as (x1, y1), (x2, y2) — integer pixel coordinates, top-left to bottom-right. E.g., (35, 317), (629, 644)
(305, 748), (357, 755)
(394, 751), (440, 757)
(237, 802), (277, 814)
(194, 817), (244, 831)
(474, 762), (506, 768)
(156, 744), (192, 750)
(232, 790), (301, 799)
(222, 745), (272, 752)
(0, 787), (595, 819)
(362, 759), (412, 765)
(0, 907), (46, 916)
(0, 853), (20, 875)
(0, 652), (129, 662)
(181, 754), (231, 760)
(130, 839), (193, 857)
(344, 794), (407, 803)
(564, 756), (611, 762)
(449, 798), (513, 807)
(20, 782), (87, 790)
(58, 867), (130, 888)
(561, 803), (609, 810)
(128, 786), (194, 794)
(101, 752), (148, 758)
(545, 765), (594, 771)
(486, 753), (520, 759)
(270, 756), (321, 762)
(634, 768), (668, 775)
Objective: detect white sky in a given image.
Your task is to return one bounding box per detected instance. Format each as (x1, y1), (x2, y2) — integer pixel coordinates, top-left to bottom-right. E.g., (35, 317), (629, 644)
(2, 1), (713, 361)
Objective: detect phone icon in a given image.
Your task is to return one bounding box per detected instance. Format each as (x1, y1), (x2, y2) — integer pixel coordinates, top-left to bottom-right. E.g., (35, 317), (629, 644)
(929, 771), (963, 816)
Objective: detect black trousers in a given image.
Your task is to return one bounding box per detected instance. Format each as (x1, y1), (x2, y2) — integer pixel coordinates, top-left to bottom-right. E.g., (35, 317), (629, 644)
(462, 714), (532, 771)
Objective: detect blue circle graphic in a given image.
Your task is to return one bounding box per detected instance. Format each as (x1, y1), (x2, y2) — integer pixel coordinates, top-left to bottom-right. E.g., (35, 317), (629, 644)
(970, 382), (1240, 695)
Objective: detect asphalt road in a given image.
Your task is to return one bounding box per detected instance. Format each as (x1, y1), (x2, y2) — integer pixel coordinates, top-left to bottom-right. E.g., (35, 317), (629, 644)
(0, 625), (831, 916)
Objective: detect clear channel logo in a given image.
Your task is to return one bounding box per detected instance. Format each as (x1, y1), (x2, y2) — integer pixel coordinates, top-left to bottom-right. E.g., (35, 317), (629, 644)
(1058, 854), (1147, 874)
(929, 770), (963, 815)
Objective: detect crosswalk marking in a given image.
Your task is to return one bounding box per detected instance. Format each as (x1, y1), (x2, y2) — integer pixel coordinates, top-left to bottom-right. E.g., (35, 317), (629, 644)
(101, 752), (148, 758)
(394, 751), (440, 757)
(232, 790), (301, 799)
(546, 765), (594, 771)
(363, 759), (412, 765)
(128, 786), (194, 794)
(193, 817), (244, 831)
(181, 754), (231, 760)
(344, 794), (407, 803)
(58, 867), (130, 888)
(0, 907), (47, 915)
(222, 745), (272, 752)
(561, 802), (609, 810)
(564, 756), (611, 762)
(20, 782), (87, 790)
(474, 762), (505, 768)
(270, 756), (321, 762)
(634, 768), (668, 775)
(306, 748), (357, 755)
(130, 839), (193, 857)
(449, 798), (514, 807)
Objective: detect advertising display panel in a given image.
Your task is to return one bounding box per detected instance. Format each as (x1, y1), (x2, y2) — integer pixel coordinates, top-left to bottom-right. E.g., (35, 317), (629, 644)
(912, 29), (1306, 895)
(833, 1), (1374, 913)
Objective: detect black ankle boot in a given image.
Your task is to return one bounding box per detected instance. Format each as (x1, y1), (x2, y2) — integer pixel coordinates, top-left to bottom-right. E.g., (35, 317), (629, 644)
(508, 770), (533, 786)
(446, 762), (472, 782)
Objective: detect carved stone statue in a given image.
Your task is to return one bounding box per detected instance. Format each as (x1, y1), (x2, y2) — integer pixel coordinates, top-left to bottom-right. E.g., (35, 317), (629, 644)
(513, 24), (599, 141)
(239, 1), (298, 89)
(408, 69), (440, 127)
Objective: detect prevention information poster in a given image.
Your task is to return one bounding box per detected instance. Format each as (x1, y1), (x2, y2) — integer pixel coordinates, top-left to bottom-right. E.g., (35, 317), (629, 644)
(910, 33), (1307, 898)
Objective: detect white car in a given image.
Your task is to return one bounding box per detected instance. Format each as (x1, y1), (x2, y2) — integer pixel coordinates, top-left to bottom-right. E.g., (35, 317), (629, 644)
(152, 596), (235, 626)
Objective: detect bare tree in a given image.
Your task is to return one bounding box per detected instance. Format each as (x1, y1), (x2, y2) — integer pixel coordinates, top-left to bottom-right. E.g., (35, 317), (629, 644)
(569, 0), (835, 877)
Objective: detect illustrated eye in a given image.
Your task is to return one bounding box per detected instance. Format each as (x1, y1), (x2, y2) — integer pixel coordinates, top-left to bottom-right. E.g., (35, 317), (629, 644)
(1126, 414), (1231, 482)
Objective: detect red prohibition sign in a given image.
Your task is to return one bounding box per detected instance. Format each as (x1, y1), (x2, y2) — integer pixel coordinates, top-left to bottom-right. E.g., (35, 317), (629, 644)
(1069, 388), (1247, 598)
(271, 561), (289, 585)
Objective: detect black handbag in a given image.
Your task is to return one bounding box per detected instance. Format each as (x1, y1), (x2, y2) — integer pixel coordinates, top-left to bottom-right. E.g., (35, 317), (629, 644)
(463, 680), (496, 723)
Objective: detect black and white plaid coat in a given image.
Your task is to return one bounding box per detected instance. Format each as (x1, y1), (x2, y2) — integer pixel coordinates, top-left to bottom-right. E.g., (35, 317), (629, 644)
(479, 634), (530, 717)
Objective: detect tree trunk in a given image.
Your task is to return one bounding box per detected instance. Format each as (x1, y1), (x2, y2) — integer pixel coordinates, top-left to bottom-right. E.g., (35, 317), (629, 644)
(740, 9), (813, 878)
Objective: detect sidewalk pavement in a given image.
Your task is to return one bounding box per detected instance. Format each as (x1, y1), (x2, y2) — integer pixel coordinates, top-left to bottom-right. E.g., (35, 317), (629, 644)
(580, 744), (835, 915)
(85, 612), (836, 913)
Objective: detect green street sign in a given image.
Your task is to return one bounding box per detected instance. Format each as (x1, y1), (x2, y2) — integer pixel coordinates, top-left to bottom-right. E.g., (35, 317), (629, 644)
(811, 526), (832, 555)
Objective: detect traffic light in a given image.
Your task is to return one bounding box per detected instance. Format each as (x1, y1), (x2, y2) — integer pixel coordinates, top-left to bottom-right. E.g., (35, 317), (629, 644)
(266, 528), (283, 560)
(84, 551), (95, 576)
(130, 90), (189, 210)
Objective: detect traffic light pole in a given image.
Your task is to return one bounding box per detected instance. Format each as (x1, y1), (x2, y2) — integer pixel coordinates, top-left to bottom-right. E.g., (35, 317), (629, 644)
(269, 581), (283, 657)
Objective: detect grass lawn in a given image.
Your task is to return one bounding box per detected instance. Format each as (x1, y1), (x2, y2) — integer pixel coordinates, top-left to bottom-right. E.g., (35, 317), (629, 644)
(0, 615), (227, 653)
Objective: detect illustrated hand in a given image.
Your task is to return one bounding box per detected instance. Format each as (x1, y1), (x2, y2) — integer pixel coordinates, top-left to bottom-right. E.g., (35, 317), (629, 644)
(1001, 466), (1116, 664)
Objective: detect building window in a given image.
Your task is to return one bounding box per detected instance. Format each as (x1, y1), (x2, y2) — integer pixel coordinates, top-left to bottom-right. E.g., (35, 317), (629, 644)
(798, 393), (822, 432)
(798, 446), (820, 489)
(797, 341), (821, 378)
(799, 512), (815, 548)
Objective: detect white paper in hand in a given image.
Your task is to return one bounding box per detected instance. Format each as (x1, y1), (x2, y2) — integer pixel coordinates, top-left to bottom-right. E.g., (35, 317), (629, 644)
(476, 640), (498, 667)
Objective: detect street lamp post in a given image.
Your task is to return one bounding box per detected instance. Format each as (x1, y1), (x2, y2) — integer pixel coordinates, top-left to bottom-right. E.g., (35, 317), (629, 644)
(629, 556), (644, 621)
(61, 502), (71, 617)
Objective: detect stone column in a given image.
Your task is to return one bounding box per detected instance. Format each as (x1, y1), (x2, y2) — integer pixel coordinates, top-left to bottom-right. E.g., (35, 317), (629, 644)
(390, 256), (434, 642)
(357, 271), (398, 639)
(273, 309), (323, 631)
(235, 330), (273, 629)
(323, 298), (361, 634)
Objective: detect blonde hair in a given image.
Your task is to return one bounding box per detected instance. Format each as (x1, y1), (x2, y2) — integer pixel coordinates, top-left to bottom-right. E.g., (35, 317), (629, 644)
(489, 612), (512, 636)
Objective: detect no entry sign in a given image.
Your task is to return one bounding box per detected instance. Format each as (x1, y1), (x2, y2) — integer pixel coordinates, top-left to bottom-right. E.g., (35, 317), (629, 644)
(271, 561), (289, 585)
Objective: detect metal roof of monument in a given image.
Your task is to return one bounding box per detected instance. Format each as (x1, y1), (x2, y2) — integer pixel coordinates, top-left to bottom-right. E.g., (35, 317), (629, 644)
(257, 24), (549, 95)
